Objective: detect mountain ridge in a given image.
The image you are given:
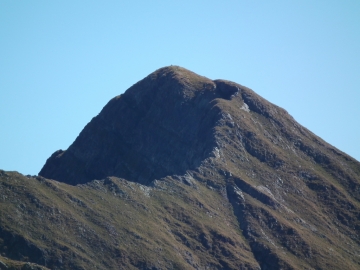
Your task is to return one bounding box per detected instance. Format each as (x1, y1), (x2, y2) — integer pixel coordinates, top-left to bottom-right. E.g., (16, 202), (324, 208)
(1, 66), (360, 269)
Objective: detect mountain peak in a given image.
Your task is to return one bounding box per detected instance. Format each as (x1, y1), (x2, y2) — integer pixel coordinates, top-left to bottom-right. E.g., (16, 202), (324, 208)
(2, 67), (360, 269)
(150, 65), (211, 83)
(40, 68), (206, 184)
(39, 66), (356, 188)
(39, 67), (248, 185)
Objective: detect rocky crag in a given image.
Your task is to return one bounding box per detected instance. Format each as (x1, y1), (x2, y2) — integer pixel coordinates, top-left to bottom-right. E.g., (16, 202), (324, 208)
(1, 66), (360, 269)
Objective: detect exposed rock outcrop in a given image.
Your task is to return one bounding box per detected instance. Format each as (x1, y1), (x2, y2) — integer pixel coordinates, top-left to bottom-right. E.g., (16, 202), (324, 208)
(40, 67), (225, 185)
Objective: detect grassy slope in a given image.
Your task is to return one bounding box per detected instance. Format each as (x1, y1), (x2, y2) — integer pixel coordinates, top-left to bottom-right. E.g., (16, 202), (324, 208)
(0, 170), (259, 269)
(0, 255), (49, 270)
(208, 94), (360, 269)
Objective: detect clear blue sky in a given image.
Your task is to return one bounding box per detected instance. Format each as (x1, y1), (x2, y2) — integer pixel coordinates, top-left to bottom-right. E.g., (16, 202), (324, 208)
(1, 1), (359, 175)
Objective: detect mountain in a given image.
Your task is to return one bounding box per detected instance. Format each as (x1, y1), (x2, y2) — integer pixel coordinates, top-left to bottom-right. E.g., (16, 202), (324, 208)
(1, 66), (360, 269)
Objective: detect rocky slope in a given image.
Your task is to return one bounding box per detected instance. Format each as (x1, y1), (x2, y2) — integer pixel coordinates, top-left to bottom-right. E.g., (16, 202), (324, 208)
(1, 66), (360, 269)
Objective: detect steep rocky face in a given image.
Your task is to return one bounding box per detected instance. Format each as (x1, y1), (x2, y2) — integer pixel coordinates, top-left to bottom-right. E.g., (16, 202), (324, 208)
(40, 67), (237, 185)
(1, 66), (360, 269)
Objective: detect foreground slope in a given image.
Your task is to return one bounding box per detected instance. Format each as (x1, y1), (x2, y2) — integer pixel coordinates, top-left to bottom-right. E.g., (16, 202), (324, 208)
(1, 66), (360, 269)
(1, 171), (258, 269)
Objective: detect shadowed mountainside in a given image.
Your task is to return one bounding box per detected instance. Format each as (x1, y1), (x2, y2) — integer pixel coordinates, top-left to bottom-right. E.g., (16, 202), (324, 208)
(39, 67), (239, 185)
(1, 66), (360, 269)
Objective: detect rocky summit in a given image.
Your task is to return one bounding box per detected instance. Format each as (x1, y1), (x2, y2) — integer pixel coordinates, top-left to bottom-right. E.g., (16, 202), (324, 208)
(1, 66), (360, 270)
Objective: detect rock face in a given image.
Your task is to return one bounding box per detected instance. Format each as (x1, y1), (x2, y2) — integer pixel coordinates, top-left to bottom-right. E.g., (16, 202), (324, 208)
(40, 67), (227, 185)
(1, 66), (360, 269)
